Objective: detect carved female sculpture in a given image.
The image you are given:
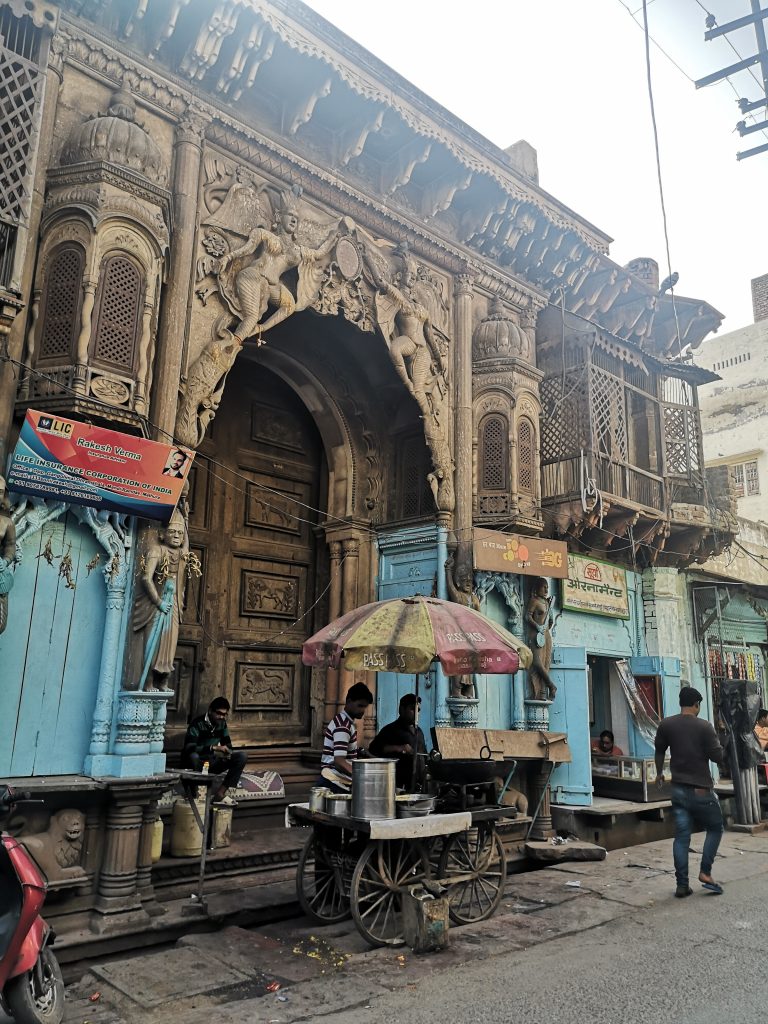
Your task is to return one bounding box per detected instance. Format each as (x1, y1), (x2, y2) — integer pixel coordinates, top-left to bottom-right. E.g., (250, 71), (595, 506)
(0, 476), (17, 635)
(525, 577), (557, 701)
(445, 551), (478, 699)
(132, 511), (188, 691)
(217, 185), (342, 344)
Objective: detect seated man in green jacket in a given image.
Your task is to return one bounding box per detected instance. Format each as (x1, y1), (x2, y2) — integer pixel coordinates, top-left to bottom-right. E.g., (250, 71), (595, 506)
(182, 697), (247, 802)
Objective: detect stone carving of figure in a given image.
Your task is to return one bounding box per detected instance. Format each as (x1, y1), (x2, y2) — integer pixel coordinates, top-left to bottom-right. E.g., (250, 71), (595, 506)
(216, 184), (345, 345)
(367, 244), (454, 512)
(132, 510), (188, 691)
(0, 475), (18, 635)
(20, 809), (86, 883)
(525, 577), (556, 700)
(445, 551), (478, 699)
(176, 185), (349, 448)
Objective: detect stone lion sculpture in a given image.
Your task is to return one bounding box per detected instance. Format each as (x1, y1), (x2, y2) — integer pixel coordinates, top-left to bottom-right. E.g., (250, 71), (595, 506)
(21, 809), (86, 882)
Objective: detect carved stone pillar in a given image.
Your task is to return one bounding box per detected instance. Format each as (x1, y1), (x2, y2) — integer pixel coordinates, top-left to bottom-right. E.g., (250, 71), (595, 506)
(85, 574), (129, 771)
(80, 806), (102, 896)
(454, 273), (475, 574)
(324, 540), (343, 720)
(136, 801), (163, 916)
(73, 277), (97, 393)
(529, 762), (555, 840)
(338, 537), (360, 707)
(149, 109), (206, 440)
(93, 795), (148, 932)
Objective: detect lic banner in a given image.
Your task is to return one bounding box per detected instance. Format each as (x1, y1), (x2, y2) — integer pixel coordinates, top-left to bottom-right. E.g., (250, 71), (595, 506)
(7, 410), (195, 522)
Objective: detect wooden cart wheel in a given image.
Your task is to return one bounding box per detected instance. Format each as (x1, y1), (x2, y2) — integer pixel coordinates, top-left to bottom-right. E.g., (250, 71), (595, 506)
(296, 833), (351, 924)
(350, 839), (429, 947)
(437, 824), (506, 925)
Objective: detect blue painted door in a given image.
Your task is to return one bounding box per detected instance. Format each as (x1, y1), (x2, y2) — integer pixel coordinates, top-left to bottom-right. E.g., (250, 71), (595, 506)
(375, 529), (438, 743)
(628, 655), (681, 755)
(0, 515), (106, 776)
(476, 588), (513, 729)
(548, 646), (592, 805)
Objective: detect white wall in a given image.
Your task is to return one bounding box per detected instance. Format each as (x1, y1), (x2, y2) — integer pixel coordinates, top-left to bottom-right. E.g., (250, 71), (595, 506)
(696, 320), (768, 523)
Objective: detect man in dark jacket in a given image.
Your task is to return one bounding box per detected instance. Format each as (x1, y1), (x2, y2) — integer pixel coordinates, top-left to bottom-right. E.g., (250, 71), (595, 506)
(655, 686), (725, 898)
(369, 693), (427, 790)
(182, 697), (247, 801)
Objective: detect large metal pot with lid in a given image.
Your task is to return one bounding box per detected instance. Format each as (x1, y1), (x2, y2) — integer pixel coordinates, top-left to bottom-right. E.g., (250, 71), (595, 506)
(351, 758), (396, 820)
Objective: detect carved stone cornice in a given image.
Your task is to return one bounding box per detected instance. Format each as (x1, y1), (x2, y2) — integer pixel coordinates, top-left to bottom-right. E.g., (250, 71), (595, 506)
(46, 163), (171, 213)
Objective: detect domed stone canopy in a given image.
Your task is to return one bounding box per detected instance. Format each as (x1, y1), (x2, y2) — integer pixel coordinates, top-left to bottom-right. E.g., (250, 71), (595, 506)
(473, 297), (531, 362)
(59, 90), (166, 183)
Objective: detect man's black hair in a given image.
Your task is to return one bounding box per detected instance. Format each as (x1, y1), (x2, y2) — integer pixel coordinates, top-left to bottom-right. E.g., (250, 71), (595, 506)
(759, 708), (768, 720)
(679, 686), (703, 708)
(399, 693), (421, 710)
(209, 696), (230, 712)
(346, 682), (374, 705)
(600, 729), (614, 742)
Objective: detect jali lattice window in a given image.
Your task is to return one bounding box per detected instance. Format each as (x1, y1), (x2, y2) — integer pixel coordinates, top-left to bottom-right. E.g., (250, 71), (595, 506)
(518, 417), (535, 493)
(397, 433), (433, 519)
(37, 244), (85, 364)
(479, 414), (508, 491)
(91, 253), (144, 373)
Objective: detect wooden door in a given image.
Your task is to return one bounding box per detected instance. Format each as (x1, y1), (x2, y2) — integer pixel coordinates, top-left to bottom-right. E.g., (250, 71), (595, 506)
(169, 366), (324, 752)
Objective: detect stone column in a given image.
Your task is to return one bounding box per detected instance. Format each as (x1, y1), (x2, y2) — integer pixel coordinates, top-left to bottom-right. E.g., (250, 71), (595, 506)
(85, 571), (129, 772)
(324, 540), (343, 721)
(529, 762), (554, 840)
(92, 793), (148, 933)
(337, 536), (360, 707)
(453, 273), (475, 574)
(136, 800), (163, 916)
(149, 107), (206, 440)
(0, 51), (63, 463)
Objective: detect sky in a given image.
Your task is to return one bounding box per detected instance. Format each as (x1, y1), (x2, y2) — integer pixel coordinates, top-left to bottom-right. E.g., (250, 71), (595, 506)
(302, 0), (768, 335)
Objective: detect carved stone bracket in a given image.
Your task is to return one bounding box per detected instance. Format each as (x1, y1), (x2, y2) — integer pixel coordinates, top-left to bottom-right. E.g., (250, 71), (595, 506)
(475, 570), (523, 632)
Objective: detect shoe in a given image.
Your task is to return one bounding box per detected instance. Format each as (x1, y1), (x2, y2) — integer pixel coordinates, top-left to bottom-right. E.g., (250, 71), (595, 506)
(216, 790), (237, 805)
(701, 880), (724, 895)
(675, 885), (693, 898)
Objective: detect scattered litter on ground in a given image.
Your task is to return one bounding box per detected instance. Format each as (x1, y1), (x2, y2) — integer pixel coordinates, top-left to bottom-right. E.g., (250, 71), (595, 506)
(396, 955), (406, 967)
(266, 980), (281, 992)
(291, 935), (349, 971)
(89, 992), (101, 1002)
(565, 880), (581, 888)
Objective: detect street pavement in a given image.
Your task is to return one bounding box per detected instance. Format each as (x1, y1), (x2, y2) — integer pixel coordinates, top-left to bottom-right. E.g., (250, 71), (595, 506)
(52, 830), (768, 1024)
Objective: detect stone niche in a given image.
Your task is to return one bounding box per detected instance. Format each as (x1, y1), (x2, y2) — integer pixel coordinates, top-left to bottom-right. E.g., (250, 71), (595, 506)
(472, 297), (544, 532)
(18, 88), (170, 433)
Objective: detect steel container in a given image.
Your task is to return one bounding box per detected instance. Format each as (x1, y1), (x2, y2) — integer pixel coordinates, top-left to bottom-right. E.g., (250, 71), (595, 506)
(324, 793), (352, 817)
(309, 786), (329, 812)
(351, 758), (396, 820)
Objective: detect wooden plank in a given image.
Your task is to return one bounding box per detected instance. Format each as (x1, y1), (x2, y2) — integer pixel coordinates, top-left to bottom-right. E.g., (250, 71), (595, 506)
(435, 727), (572, 763)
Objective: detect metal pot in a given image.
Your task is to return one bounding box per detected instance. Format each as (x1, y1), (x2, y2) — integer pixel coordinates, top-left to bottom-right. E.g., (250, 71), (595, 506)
(324, 793), (352, 817)
(309, 786), (329, 812)
(396, 793), (436, 818)
(351, 758), (396, 820)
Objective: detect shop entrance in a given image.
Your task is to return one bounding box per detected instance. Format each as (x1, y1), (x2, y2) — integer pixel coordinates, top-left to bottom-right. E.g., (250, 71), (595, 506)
(168, 364), (326, 753)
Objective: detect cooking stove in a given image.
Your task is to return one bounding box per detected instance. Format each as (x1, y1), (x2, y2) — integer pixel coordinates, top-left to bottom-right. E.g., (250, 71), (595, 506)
(434, 780), (498, 812)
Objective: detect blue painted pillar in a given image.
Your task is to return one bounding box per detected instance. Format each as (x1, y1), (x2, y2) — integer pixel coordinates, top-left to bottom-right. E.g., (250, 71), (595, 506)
(84, 569), (129, 773)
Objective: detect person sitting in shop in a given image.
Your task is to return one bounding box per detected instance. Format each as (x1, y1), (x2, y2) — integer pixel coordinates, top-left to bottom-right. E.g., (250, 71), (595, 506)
(754, 708), (768, 754)
(181, 696), (247, 802)
(591, 729), (624, 757)
(319, 682), (374, 793)
(369, 693), (427, 791)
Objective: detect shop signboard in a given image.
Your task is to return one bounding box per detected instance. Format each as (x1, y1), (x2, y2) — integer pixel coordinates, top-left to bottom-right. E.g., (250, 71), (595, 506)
(562, 553), (630, 619)
(6, 409), (194, 522)
(473, 529), (569, 578)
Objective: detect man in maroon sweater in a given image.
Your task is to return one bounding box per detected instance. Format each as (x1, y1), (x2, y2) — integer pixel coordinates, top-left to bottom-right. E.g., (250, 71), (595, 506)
(655, 686), (725, 899)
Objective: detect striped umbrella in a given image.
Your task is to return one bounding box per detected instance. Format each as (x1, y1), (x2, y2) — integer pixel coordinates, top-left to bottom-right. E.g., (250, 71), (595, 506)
(302, 595), (532, 676)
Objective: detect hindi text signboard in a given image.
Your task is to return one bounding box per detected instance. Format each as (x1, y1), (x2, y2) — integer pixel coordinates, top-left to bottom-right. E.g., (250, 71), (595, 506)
(562, 553), (630, 619)
(473, 529), (569, 579)
(7, 410), (194, 522)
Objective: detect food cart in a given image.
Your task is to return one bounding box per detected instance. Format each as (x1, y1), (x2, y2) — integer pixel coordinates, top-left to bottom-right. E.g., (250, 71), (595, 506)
(288, 800), (518, 947)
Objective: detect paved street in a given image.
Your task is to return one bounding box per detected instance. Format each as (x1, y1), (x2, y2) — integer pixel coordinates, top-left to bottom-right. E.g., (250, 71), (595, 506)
(50, 831), (767, 1024)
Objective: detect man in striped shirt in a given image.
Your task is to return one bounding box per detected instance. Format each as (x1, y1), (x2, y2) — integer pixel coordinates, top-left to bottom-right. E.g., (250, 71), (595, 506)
(320, 682), (374, 792)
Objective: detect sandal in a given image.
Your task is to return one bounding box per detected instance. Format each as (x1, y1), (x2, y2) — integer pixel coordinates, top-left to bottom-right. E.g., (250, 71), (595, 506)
(700, 880), (724, 894)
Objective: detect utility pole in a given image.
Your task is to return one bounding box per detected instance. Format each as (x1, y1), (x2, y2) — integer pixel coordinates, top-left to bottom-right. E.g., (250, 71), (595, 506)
(695, 2), (768, 160)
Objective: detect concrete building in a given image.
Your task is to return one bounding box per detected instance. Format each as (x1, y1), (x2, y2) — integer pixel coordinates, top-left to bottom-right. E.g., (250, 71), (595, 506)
(696, 277), (768, 523)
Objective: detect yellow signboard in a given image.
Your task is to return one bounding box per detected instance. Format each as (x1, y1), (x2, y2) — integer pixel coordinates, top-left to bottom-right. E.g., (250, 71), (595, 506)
(562, 554), (630, 619)
(473, 530), (569, 579)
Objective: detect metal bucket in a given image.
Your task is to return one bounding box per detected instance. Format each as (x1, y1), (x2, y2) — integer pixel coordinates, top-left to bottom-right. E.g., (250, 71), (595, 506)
(309, 787), (329, 812)
(351, 758), (396, 820)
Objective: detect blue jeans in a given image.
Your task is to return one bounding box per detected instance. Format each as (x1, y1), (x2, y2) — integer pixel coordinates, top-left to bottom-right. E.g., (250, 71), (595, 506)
(671, 783), (724, 887)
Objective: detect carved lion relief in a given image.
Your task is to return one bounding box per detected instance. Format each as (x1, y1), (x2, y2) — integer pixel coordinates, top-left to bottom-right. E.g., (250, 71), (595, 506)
(20, 809), (87, 884)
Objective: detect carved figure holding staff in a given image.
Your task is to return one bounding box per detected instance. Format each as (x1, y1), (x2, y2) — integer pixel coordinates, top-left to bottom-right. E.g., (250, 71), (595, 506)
(0, 475), (17, 635)
(525, 577), (556, 700)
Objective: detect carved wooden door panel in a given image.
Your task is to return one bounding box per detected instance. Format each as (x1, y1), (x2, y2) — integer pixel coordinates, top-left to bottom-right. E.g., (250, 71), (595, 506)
(173, 367), (323, 751)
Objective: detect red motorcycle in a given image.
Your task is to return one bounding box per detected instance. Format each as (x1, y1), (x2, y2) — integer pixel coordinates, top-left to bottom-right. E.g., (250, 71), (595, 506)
(0, 787), (64, 1024)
